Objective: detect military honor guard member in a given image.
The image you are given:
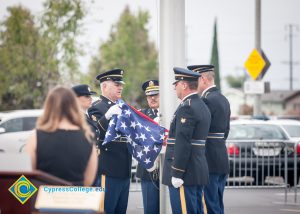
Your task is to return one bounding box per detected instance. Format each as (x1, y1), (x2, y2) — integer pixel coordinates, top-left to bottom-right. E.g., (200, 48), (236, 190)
(162, 67), (211, 214)
(88, 69), (132, 214)
(136, 80), (160, 214)
(188, 65), (231, 214)
(72, 84), (100, 142)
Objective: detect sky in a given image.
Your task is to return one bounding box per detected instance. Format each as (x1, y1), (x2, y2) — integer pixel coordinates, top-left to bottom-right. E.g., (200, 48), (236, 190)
(0, 0), (299, 90)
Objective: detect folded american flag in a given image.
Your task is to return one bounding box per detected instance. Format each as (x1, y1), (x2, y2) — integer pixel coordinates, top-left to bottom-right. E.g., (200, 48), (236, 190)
(103, 99), (166, 169)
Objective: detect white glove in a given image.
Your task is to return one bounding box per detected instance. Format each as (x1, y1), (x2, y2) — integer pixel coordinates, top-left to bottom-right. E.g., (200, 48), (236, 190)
(105, 105), (121, 120)
(153, 117), (159, 123)
(171, 177), (184, 188)
(147, 157), (159, 172)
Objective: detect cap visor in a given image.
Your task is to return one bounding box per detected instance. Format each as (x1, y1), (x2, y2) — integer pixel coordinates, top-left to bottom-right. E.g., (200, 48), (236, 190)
(172, 80), (179, 85)
(88, 91), (97, 95)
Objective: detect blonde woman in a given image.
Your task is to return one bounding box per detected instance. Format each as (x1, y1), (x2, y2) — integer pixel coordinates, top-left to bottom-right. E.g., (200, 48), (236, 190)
(25, 86), (97, 186)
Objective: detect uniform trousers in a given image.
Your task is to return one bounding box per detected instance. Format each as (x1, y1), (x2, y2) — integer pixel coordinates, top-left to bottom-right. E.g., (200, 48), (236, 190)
(203, 173), (227, 214)
(141, 180), (159, 214)
(169, 185), (203, 214)
(96, 174), (130, 214)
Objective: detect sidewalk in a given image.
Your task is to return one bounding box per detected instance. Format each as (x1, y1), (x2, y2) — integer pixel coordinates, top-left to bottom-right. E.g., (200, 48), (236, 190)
(127, 184), (300, 214)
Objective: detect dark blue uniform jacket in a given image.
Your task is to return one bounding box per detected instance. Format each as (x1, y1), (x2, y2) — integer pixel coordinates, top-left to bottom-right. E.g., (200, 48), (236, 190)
(162, 93), (211, 186)
(202, 86), (231, 174)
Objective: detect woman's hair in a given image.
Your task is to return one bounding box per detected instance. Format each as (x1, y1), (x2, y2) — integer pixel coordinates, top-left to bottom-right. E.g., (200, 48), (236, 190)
(37, 86), (94, 143)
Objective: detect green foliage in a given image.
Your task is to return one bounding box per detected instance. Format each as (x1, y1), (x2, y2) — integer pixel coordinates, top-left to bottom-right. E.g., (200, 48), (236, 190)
(40, 0), (85, 83)
(0, 0), (85, 110)
(210, 19), (221, 90)
(0, 6), (46, 110)
(88, 6), (158, 108)
(226, 75), (246, 89)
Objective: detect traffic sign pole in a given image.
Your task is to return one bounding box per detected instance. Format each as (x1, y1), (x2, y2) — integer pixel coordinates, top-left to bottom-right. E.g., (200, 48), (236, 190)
(254, 0), (262, 116)
(244, 0), (271, 115)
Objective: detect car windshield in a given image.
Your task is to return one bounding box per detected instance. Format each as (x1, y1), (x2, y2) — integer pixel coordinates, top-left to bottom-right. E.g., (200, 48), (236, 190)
(228, 124), (287, 140)
(282, 125), (300, 138)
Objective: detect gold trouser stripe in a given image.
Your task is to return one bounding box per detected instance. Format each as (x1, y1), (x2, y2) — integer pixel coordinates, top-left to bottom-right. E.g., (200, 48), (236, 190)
(202, 193), (207, 214)
(99, 175), (106, 212)
(179, 186), (187, 214)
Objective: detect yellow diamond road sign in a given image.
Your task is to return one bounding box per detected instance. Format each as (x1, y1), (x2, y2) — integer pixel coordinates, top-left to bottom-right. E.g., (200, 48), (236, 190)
(244, 48), (266, 80)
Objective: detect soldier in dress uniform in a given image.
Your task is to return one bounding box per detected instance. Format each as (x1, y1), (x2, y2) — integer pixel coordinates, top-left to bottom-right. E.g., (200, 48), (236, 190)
(88, 69), (132, 214)
(188, 65), (231, 214)
(162, 67), (211, 214)
(136, 80), (160, 214)
(72, 84), (100, 143)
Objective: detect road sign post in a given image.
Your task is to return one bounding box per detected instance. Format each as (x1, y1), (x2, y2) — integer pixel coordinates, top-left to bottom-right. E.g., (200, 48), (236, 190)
(244, 47), (271, 115)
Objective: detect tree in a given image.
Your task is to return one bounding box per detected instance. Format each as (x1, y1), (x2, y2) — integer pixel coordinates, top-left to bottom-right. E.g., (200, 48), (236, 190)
(225, 75), (246, 89)
(210, 19), (221, 90)
(88, 6), (158, 107)
(40, 0), (85, 84)
(0, 6), (46, 110)
(0, 0), (86, 110)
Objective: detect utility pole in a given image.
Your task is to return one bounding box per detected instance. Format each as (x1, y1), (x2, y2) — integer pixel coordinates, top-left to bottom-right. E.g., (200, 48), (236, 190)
(285, 24), (298, 90)
(253, 0), (262, 116)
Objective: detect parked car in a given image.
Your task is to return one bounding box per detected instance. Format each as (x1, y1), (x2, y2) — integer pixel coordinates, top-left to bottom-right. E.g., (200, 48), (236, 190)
(271, 119), (300, 141)
(0, 109), (42, 153)
(276, 115), (300, 121)
(227, 119), (300, 186)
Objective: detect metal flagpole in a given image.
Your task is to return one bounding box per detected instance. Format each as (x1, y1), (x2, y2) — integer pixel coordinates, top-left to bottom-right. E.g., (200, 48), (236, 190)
(159, 0), (185, 213)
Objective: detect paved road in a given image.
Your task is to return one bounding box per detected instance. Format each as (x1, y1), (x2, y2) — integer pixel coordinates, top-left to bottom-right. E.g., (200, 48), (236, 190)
(127, 183), (300, 214)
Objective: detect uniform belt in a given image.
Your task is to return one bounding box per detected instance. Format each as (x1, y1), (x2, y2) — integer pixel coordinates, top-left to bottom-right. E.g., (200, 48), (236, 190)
(99, 137), (127, 143)
(207, 132), (225, 139)
(167, 138), (206, 146)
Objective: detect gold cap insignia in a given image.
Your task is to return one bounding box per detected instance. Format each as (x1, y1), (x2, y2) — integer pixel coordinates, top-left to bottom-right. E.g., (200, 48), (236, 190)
(149, 81), (154, 87)
(92, 115), (97, 121)
(181, 118), (186, 123)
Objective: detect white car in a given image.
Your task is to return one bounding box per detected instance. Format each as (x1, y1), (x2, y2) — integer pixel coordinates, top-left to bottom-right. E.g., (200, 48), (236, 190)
(270, 119), (300, 142)
(0, 109), (42, 153)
